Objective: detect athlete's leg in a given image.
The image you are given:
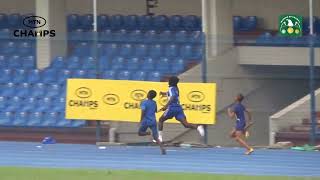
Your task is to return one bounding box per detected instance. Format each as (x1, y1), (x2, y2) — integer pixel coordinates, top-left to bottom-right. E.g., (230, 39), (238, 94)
(138, 122), (150, 136)
(176, 112), (205, 136)
(233, 131), (254, 155)
(151, 124), (166, 155)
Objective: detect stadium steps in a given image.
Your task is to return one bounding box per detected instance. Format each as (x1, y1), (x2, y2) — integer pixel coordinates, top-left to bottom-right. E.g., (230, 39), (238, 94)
(275, 112), (320, 145)
(0, 125), (109, 144)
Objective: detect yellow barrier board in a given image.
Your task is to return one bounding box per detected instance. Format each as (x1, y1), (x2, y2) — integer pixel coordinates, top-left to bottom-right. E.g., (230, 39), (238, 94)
(66, 79), (216, 124)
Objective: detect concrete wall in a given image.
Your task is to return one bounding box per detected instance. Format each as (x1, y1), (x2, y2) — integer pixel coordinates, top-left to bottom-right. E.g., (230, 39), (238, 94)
(0, 0), (35, 13)
(238, 47), (320, 66)
(231, 0), (320, 30)
(66, 0), (201, 15)
(270, 88), (320, 145)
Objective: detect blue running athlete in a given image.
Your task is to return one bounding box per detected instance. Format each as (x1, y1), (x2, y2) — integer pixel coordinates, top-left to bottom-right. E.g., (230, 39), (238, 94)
(138, 90), (166, 155)
(158, 76), (204, 142)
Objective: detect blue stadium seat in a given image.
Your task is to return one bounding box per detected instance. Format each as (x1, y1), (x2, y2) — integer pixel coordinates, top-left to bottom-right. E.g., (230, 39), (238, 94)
(56, 113), (72, 127)
(101, 70), (116, 79)
(1, 41), (16, 55)
(134, 44), (148, 57)
(1, 83), (15, 97)
(22, 55), (36, 69)
(57, 69), (72, 85)
(183, 15), (201, 31)
(86, 70), (97, 79)
(0, 69), (12, 84)
(30, 83), (46, 98)
(99, 29), (113, 42)
(244, 16), (258, 31)
(27, 112), (43, 126)
(72, 70), (87, 78)
(52, 97), (65, 112)
(0, 96), (7, 109)
(149, 44), (162, 58)
(119, 44), (133, 57)
(131, 71), (146, 81)
(165, 44), (179, 58)
(8, 55), (21, 68)
(153, 15), (169, 31)
(67, 56), (82, 69)
(169, 15), (183, 31)
(147, 71), (161, 82)
(190, 31), (205, 43)
(98, 56), (109, 70)
(12, 69), (27, 83)
(180, 44), (193, 59)
(70, 120), (86, 127)
(159, 30), (173, 43)
(127, 57), (140, 71)
(36, 97), (52, 112)
(303, 17), (319, 35)
(0, 13), (8, 29)
(82, 56), (97, 70)
(41, 69), (57, 83)
(137, 15), (153, 30)
(111, 56), (125, 70)
(129, 30), (143, 42)
(0, 111), (13, 125)
(69, 29), (84, 41)
(27, 69), (41, 84)
(156, 57), (170, 74)
(273, 35), (291, 46)
(175, 30), (188, 43)
(171, 58), (185, 73)
(11, 111), (28, 126)
(16, 83), (30, 98)
(73, 42), (91, 57)
(0, 55), (6, 68)
(117, 70), (131, 80)
(110, 14), (124, 30)
(97, 14), (110, 31)
(124, 15), (138, 30)
(42, 112), (58, 127)
(144, 30), (158, 43)
(21, 97), (37, 112)
(51, 56), (66, 69)
(256, 32), (273, 46)
(80, 14), (93, 30)
(141, 57), (154, 71)
(46, 84), (60, 98)
(193, 45), (204, 60)
(8, 13), (22, 29)
(114, 29), (127, 42)
(104, 43), (118, 57)
(0, 29), (10, 40)
(6, 96), (22, 112)
(67, 14), (80, 31)
(233, 16), (242, 32)
(18, 42), (34, 56)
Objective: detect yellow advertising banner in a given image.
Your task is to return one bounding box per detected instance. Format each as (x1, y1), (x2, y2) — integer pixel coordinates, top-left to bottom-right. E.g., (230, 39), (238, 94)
(66, 79), (216, 124)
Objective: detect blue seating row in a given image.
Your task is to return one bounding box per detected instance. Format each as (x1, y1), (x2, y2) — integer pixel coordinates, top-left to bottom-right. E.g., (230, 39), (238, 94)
(0, 41), (35, 55)
(0, 55), (36, 69)
(0, 111), (86, 127)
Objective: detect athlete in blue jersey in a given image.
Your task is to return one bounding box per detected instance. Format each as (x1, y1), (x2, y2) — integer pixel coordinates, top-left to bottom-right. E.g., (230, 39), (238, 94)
(227, 94), (254, 155)
(138, 90), (166, 155)
(158, 76), (205, 142)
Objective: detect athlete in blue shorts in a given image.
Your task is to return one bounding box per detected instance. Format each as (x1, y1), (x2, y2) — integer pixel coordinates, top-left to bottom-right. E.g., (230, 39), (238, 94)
(158, 76), (204, 142)
(227, 94), (254, 155)
(138, 90), (166, 155)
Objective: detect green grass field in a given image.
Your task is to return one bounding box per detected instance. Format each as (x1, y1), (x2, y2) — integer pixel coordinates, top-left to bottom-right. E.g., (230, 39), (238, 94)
(0, 167), (318, 180)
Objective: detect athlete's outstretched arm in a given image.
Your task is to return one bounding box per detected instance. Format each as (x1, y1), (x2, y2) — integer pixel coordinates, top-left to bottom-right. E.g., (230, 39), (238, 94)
(159, 96), (174, 112)
(227, 107), (235, 118)
(245, 109), (252, 123)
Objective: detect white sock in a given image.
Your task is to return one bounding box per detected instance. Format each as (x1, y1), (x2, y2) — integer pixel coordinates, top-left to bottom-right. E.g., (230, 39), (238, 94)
(197, 125), (205, 136)
(158, 131), (163, 142)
